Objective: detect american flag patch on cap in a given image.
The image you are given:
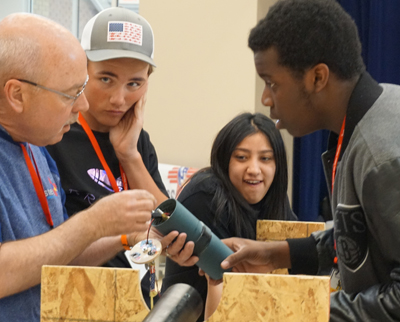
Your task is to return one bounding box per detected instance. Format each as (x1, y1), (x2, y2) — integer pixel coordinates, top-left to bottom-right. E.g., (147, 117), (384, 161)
(107, 21), (142, 45)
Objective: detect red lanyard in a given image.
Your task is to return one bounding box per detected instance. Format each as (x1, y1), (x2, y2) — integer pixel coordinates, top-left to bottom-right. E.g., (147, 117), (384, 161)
(78, 113), (128, 192)
(20, 144), (54, 228)
(332, 117), (346, 193)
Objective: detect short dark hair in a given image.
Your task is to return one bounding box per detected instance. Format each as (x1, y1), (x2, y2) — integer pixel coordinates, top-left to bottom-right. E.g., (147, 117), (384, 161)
(248, 0), (365, 80)
(198, 113), (289, 238)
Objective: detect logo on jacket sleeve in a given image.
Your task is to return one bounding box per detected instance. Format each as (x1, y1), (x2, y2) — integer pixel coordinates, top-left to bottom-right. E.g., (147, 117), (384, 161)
(334, 204), (368, 272)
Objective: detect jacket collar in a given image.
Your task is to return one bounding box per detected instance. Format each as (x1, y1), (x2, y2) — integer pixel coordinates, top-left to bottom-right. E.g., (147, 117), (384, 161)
(327, 71), (383, 159)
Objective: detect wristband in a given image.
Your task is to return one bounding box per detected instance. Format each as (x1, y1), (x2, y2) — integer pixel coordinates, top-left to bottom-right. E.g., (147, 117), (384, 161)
(121, 234), (131, 250)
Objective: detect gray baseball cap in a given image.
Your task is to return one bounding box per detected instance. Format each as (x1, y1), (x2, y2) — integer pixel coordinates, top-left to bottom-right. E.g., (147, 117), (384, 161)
(81, 7), (156, 66)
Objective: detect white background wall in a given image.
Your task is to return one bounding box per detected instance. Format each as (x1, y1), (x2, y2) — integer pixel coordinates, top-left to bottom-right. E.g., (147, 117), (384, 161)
(140, 0), (293, 199)
(0, 0), (31, 20)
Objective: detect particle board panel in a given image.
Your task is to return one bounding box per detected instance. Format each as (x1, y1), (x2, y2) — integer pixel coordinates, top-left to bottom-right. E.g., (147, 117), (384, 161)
(207, 273), (330, 322)
(257, 220), (326, 275)
(257, 220), (326, 241)
(41, 265), (149, 322)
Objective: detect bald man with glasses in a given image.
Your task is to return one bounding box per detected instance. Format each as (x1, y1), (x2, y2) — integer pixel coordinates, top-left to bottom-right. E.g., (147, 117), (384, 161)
(0, 13), (178, 322)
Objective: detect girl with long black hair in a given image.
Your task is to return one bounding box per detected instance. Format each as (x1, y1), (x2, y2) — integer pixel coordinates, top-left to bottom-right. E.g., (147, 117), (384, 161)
(161, 112), (296, 321)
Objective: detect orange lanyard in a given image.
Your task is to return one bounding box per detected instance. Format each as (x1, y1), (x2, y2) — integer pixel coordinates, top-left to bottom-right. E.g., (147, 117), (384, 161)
(331, 117), (346, 193)
(20, 144), (54, 228)
(78, 113), (128, 192)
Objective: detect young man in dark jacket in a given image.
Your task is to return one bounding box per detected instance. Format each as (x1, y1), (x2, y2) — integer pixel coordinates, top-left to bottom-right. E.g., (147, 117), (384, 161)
(173, 0), (400, 320)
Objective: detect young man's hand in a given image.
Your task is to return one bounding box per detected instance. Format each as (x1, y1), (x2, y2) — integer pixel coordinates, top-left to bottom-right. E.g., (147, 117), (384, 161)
(109, 84), (148, 162)
(219, 237), (291, 274)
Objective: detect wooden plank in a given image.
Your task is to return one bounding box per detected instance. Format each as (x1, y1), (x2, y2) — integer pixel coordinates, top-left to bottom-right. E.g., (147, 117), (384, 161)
(257, 220), (326, 275)
(207, 273), (330, 322)
(257, 220), (326, 241)
(41, 265), (149, 322)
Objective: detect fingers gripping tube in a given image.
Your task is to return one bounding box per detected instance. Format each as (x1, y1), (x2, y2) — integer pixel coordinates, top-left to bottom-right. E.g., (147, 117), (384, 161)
(152, 199), (233, 280)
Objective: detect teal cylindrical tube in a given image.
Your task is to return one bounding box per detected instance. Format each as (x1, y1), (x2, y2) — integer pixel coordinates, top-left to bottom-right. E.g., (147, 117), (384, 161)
(152, 199), (233, 280)
(194, 232), (233, 279)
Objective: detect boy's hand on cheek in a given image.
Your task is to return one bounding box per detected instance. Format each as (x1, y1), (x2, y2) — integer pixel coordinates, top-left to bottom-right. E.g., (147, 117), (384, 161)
(110, 86), (148, 161)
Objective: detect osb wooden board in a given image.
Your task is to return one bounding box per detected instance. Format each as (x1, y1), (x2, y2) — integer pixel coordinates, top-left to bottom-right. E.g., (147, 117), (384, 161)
(257, 220), (326, 241)
(207, 273), (330, 322)
(41, 265), (149, 322)
(257, 220), (326, 275)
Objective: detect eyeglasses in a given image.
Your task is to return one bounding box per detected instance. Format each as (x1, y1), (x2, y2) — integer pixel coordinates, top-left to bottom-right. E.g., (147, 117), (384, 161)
(17, 75), (89, 106)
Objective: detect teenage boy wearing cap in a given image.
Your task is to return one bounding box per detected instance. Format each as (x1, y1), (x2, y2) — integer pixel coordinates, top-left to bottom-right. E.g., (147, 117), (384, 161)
(47, 7), (168, 271)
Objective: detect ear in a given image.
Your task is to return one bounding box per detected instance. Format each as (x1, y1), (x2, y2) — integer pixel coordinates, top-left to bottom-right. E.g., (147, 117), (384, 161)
(3, 79), (26, 114)
(304, 63), (329, 93)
